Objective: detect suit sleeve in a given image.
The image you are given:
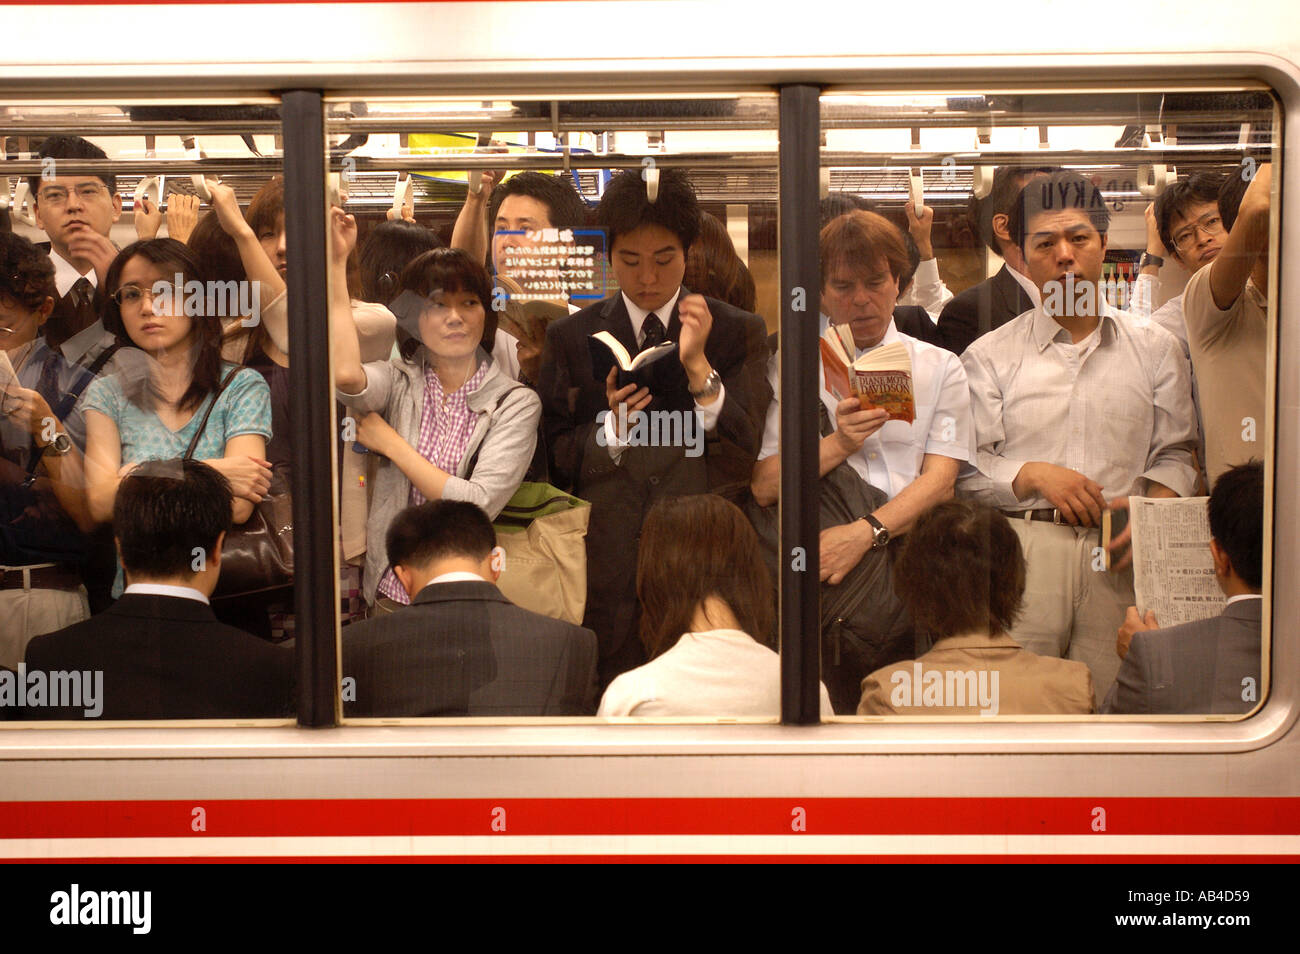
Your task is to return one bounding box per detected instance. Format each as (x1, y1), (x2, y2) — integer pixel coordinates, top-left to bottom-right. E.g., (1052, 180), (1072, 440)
(1103, 635), (1154, 714)
(538, 318), (586, 492)
(703, 309), (773, 492)
(937, 293), (978, 355)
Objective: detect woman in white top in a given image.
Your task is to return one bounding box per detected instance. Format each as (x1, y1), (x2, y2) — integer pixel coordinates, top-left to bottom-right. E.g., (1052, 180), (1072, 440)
(598, 494), (834, 718)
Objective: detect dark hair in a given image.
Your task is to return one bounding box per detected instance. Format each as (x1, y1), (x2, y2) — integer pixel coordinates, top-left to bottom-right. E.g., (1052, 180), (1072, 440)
(359, 219), (441, 305)
(1008, 170), (1110, 253)
(0, 231), (57, 312)
(1155, 172), (1225, 258)
(978, 166), (1057, 255)
(820, 209), (909, 290)
(28, 135), (115, 196)
(895, 499), (1026, 638)
(597, 168), (700, 256)
(636, 495), (775, 659)
(683, 212), (756, 312)
(819, 193), (873, 229)
(392, 247), (497, 362)
(245, 176), (284, 240)
(386, 500), (496, 571)
(102, 239), (222, 413)
(114, 458), (232, 579)
(486, 171), (588, 238)
(1217, 170), (1250, 233)
(1208, 460), (1264, 589)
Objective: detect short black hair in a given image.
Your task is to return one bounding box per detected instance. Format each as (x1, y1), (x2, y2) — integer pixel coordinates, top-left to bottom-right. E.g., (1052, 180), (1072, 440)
(115, 459), (232, 579)
(1009, 170), (1110, 253)
(819, 193), (873, 229)
(894, 499), (1026, 638)
(28, 135), (116, 196)
(391, 247), (497, 362)
(486, 171), (588, 236)
(386, 500), (496, 572)
(597, 168), (700, 256)
(1217, 170), (1251, 233)
(0, 231), (57, 311)
(359, 219), (442, 305)
(1209, 460), (1264, 589)
(1155, 172), (1224, 257)
(978, 166), (1057, 255)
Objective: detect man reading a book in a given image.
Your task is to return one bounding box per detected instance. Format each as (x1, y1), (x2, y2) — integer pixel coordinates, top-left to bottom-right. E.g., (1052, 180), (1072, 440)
(537, 168), (770, 688)
(958, 171), (1199, 705)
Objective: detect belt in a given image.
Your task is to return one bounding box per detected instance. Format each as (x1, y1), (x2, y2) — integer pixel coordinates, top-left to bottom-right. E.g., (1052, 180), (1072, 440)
(1000, 508), (1068, 525)
(0, 564), (84, 592)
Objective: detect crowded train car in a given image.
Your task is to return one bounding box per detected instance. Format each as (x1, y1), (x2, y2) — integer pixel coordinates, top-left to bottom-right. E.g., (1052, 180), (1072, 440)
(0, 0), (1296, 862)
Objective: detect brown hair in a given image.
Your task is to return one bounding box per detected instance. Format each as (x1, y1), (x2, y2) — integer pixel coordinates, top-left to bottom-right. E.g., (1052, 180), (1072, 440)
(636, 495), (775, 658)
(683, 212), (757, 312)
(819, 209), (909, 290)
(894, 499), (1026, 638)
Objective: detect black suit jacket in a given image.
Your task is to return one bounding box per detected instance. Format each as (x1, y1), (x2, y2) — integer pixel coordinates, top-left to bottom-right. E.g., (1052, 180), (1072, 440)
(21, 594), (293, 720)
(341, 580), (598, 717)
(44, 281), (107, 353)
(891, 304), (945, 349)
(537, 291), (772, 685)
(936, 264), (1036, 355)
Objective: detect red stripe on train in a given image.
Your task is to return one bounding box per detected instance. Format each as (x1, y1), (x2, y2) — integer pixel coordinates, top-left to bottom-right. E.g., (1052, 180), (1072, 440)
(2, 798), (1299, 838)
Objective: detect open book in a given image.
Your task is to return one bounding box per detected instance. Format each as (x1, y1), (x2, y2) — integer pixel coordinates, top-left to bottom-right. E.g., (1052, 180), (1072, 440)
(1128, 495), (1225, 626)
(588, 330), (677, 388)
(819, 324), (915, 424)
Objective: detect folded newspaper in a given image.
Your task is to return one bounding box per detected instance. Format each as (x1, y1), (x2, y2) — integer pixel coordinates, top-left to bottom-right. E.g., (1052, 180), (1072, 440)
(1128, 495), (1225, 626)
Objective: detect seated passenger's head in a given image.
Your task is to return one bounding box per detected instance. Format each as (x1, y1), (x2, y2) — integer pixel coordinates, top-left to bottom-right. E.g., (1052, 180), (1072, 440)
(683, 211), (756, 313)
(895, 499), (1026, 640)
(636, 495), (774, 658)
(246, 177), (286, 279)
(1008, 170), (1110, 297)
(28, 135), (122, 256)
(1208, 460), (1264, 592)
(0, 232), (57, 351)
(1155, 172), (1226, 273)
(385, 499), (500, 600)
(392, 248), (497, 365)
(115, 458), (232, 593)
(598, 168), (700, 314)
(360, 219), (441, 306)
(488, 171), (587, 274)
(819, 210), (908, 350)
(978, 165), (1055, 262)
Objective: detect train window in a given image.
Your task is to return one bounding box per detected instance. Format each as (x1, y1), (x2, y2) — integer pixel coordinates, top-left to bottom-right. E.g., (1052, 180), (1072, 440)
(1, 99), (296, 725)
(812, 88), (1277, 722)
(324, 94), (788, 724)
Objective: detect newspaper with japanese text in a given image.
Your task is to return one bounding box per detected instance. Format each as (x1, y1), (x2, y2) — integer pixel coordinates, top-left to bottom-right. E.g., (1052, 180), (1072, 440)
(1129, 495), (1225, 626)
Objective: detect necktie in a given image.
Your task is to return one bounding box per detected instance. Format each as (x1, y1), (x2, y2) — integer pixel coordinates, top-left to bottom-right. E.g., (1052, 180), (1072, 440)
(69, 278), (97, 333)
(641, 313), (665, 351)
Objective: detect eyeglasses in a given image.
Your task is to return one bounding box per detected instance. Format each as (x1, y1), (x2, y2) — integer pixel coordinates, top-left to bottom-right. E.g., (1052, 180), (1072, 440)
(113, 283), (177, 307)
(37, 183), (109, 206)
(1171, 212), (1225, 252)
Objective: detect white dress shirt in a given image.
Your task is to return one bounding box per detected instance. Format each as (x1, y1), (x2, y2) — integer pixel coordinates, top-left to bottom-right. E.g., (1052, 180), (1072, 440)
(896, 257), (954, 320)
(48, 248), (97, 297)
(1006, 264), (1042, 308)
(759, 319), (973, 499)
(958, 302), (1199, 509)
(122, 582), (209, 605)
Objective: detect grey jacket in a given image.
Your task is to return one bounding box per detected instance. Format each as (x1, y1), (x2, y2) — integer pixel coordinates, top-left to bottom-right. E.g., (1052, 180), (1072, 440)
(340, 350), (541, 604)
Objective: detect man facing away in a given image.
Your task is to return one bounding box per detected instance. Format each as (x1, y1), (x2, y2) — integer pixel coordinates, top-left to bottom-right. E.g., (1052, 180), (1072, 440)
(342, 499), (598, 717)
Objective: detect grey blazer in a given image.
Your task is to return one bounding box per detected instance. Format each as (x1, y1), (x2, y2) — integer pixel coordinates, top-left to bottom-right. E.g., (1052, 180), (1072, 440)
(1103, 598), (1263, 715)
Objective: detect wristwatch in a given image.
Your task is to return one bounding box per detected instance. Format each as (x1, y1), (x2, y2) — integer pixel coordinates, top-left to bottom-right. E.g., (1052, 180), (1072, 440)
(688, 367), (722, 400)
(1138, 252), (1164, 270)
(861, 513), (891, 550)
(43, 431), (72, 456)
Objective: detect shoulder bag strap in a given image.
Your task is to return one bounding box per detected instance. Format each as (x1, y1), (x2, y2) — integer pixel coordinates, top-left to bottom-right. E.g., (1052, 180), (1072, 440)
(183, 367), (241, 460)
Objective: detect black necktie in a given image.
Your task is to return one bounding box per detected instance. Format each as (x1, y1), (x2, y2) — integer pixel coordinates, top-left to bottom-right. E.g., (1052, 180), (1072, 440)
(69, 278), (96, 331)
(641, 313), (665, 351)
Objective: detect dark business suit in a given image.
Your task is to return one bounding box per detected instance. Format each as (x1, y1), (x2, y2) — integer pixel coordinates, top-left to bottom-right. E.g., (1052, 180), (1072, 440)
(936, 263), (1035, 355)
(44, 278), (106, 352)
(891, 304), (945, 349)
(342, 580), (598, 717)
(1102, 598), (1263, 715)
(21, 593), (293, 720)
(538, 290), (772, 687)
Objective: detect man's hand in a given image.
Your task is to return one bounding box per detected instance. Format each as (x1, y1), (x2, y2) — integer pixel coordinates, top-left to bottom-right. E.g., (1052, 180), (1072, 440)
(1143, 202), (1167, 260)
(676, 293), (714, 369)
(820, 520), (871, 585)
(203, 455), (272, 503)
(330, 205), (358, 266)
(904, 199), (935, 260)
(604, 366), (651, 441)
(2, 385), (56, 439)
(134, 195), (162, 241)
(165, 193), (200, 243)
(832, 397), (888, 455)
(65, 227), (118, 286)
(1104, 496), (1134, 570)
(1117, 605), (1159, 660)
(1013, 462), (1106, 526)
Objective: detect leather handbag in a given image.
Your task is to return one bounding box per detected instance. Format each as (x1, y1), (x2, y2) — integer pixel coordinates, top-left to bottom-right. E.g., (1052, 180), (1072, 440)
(184, 368), (294, 599)
(490, 482), (590, 624)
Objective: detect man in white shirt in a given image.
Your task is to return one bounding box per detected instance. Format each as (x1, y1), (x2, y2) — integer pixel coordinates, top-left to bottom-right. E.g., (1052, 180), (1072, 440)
(959, 171), (1199, 703)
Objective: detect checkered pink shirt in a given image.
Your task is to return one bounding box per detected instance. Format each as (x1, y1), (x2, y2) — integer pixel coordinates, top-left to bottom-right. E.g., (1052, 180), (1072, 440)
(377, 360), (490, 605)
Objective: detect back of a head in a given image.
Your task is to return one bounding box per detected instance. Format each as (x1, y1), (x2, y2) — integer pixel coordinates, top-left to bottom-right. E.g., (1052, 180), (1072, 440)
(819, 193), (873, 230)
(683, 211), (757, 312)
(895, 499), (1026, 639)
(977, 165), (1057, 256)
(1155, 172), (1225, 254)
(1007, 170), (1109, 253)
(392, 247), (498, 361)
(486, 171), (588, 232)
(386, 500), (496, 575)
(1209, 461), (1265, 589)
(188, 211), (247, 286)
(1217, 170), (1251, 233)
(819, 209), (909, 289)
(245, 177), (284, 239)
(28, 134), (114, 195)
(0, 231), (57, 309)
(635, 495), (774, 658)
(360, 219), (442, 305)
(115, 459), (232, 581)
(597, 168), (700, 254)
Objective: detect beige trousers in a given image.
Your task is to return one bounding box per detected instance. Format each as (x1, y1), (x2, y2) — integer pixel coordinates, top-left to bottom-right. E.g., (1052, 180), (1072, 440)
(0, 571), (91, 669)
